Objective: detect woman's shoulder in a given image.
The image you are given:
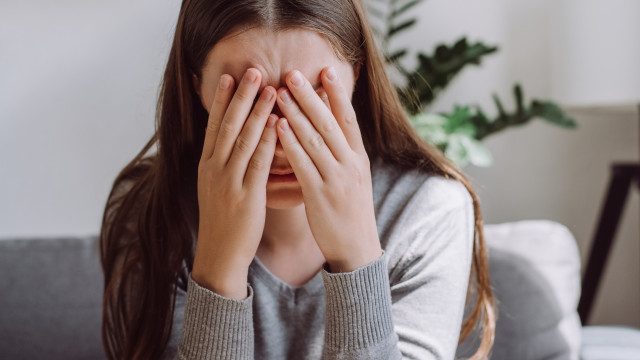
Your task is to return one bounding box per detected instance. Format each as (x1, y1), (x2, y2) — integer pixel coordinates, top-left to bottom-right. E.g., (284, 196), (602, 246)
(370, 157), (475, 276)
(370, 157), (472, 216)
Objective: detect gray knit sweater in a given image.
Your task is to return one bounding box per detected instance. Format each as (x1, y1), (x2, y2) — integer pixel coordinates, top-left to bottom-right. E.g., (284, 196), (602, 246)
(164, 157), (475, 360)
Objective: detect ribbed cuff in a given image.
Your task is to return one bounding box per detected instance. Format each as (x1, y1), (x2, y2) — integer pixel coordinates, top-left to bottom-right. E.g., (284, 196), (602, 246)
(177, 273), (254, 360)
(321, 251), (396, 354)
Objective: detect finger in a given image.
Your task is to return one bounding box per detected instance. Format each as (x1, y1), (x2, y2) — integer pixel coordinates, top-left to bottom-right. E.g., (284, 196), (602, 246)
(200, 74), (235, 163)
(320, 66), (366, 155)
(316, 87), (331, 111)
(284, 70), (351, 161)
(227, 86), (277, 176)
(212, 68), (262, 167)
(276, 88), (338, 179)
(276, 117), (322, 186)
(244, 114), (279, 188)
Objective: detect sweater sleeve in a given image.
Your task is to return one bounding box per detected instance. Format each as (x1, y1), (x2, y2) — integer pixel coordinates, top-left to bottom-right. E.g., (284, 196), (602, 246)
(321, 178), (475, 360)
(321, 250), (403, 360)
(174, 274), (255, 360)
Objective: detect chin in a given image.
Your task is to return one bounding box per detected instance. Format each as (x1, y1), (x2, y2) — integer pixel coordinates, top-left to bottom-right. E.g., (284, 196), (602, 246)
(265, 187), (304, 209)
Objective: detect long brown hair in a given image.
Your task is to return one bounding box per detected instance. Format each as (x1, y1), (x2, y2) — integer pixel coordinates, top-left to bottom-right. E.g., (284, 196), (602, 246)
(100, 0), (496, 359)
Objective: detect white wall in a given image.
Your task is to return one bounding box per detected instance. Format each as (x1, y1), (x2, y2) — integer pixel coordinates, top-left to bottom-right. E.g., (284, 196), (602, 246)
(1, 0), (179, 237)
(1, 0), (638, 327)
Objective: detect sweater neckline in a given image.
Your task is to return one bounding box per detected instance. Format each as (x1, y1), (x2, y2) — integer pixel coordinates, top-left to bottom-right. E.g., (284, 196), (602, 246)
(249, 255), (325, 298)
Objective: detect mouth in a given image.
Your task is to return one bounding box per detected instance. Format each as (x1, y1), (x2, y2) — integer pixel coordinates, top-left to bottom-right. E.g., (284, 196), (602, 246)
(269, 168), (294, 175)
(268, 168), (297, 183)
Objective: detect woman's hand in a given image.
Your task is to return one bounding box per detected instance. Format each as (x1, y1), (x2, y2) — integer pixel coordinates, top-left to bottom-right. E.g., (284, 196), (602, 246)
(275, 67), (382, 273)
(193, 68), (278, 299)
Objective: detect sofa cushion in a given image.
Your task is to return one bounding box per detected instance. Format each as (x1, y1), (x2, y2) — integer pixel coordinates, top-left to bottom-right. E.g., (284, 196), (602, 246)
(0, 236), (104, 359)
(456, 220), (582, 360)
(580, 325), (640, 360)
(1, 220), (584, 359)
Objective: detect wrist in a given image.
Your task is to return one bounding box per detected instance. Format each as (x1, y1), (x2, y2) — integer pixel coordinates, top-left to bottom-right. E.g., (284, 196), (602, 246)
(326, 246), (383, 273)
(191, 266), (249, 299)
(192, 252), (251, 300)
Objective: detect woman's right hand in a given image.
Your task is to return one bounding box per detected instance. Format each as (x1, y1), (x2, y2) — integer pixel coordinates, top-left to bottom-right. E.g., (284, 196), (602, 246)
(192, 68), (278, 299)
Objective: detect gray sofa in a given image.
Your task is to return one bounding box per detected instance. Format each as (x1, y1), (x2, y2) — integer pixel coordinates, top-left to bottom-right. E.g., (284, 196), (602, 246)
(1, 220), (639, 359)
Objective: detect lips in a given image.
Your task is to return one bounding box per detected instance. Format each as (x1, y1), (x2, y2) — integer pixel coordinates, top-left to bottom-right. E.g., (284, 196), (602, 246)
(269, 168), (294, 175)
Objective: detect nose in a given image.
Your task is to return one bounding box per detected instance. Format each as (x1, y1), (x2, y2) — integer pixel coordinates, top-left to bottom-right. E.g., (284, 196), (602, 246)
(271, 103), (287, 157)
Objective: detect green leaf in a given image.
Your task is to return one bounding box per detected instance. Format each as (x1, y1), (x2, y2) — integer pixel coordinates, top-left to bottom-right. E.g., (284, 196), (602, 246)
(400, 39), (499, 110)
(493, 94), (506, 118)
(388, 19), (417, 38)
(531, 101), (578, 128)
(442, 106), (477, 136)
(386, 49), (408, 63)
(514, 84), (524, 116)
(390, 0), (424, 19)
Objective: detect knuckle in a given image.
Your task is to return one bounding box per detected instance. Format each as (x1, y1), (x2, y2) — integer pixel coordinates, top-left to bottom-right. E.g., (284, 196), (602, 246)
(218, 123), (236, 139)
(248, 157), (268, 172)
(308, 133), (326, 150)
(213, 95), (228, 107)
(287, 104), (303, 119)
(300, 91), (315, 104)
(234, 135), (252, 153)
(258, 132), (274, 147)
(344, 111), (358, 126)
(252, 107), (271, 122)
(206, 121), (219, 136)
(234, 89), (252, 102)
(352, 163), (368, 184)
(321, 118), (337, 134)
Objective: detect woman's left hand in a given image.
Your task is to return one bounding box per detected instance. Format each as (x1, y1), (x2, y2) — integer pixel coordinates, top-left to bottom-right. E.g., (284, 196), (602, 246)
(275, 66), (382, 273)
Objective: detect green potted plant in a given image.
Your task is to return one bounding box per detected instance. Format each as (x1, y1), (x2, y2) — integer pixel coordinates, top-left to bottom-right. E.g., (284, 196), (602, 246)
(366, 0), (577, 167)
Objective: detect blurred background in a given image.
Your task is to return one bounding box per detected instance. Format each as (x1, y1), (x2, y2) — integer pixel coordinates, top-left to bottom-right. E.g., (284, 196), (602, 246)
(1, 0), (638, 331)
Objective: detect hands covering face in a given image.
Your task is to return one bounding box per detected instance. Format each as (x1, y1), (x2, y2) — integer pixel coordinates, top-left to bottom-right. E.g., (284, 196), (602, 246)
(194, 67), (382, 297)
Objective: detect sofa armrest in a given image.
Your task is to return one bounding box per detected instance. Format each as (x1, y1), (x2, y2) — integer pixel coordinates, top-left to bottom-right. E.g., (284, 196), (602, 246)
(456, 220), (582, 360)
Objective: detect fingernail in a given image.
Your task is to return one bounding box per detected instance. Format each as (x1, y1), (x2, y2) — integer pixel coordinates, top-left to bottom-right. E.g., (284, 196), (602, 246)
(279, 89), (292, 104)
(243, 69), (258, 84)
(279, 119), (290, 131)
(289, 71), (304, 87)
(267, 115), (277, 128)
(219, 75), (231, 90)
(326, 67), (337, 81)
(261, 88), (274, 102)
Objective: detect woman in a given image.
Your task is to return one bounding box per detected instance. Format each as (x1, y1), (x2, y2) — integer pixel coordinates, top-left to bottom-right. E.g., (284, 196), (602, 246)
(100, 0), (496, 359)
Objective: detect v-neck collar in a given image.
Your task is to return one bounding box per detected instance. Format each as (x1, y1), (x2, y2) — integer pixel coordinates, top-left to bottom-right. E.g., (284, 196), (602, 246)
(249, 255), (325, 299)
